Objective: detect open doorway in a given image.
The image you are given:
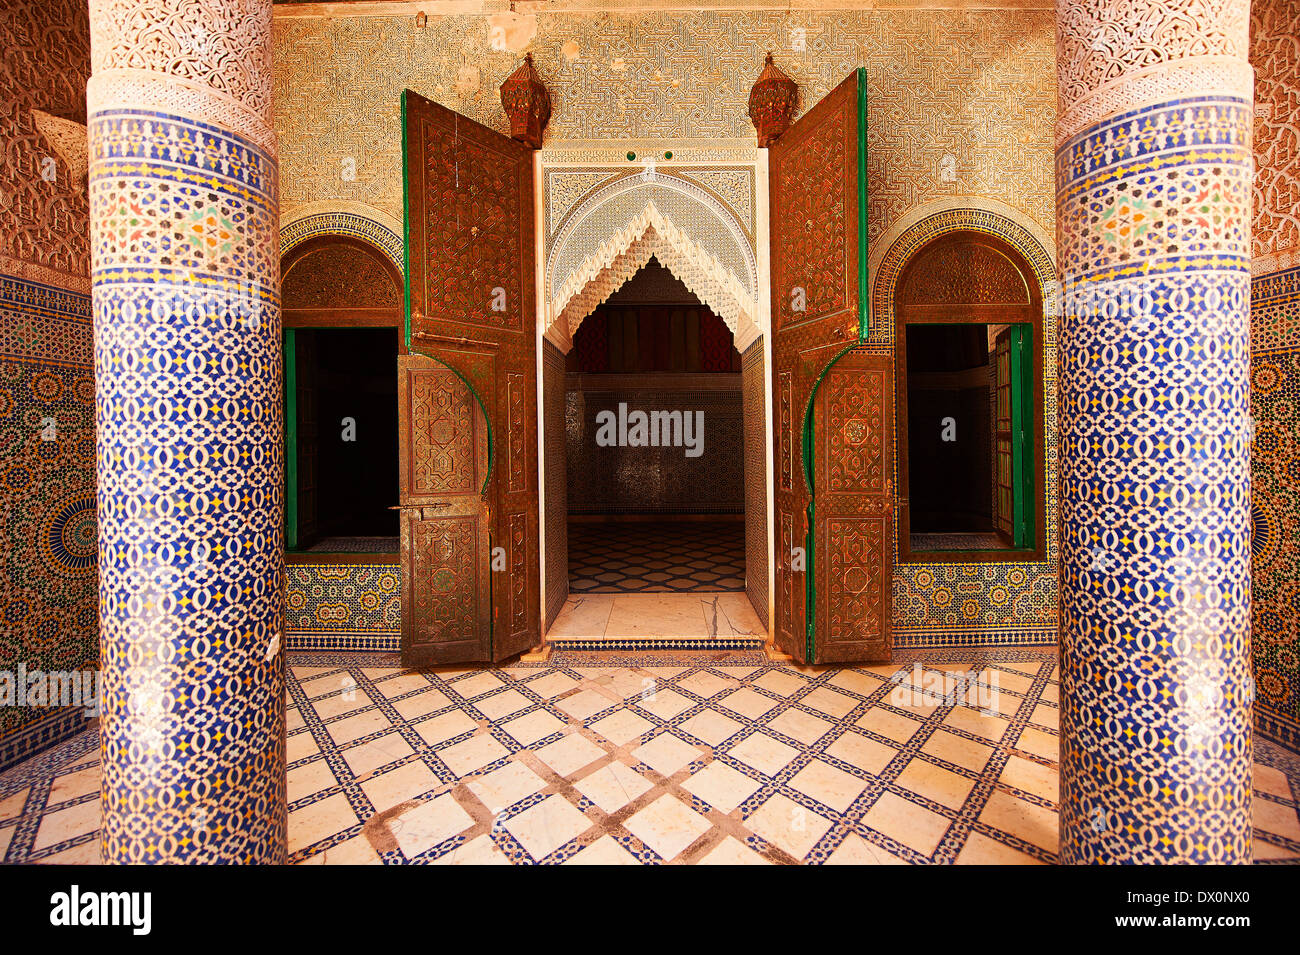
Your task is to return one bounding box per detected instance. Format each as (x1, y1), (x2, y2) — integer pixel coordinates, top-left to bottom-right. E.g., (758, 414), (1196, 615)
(903, 323), (1027, 551)
(567, 258), (744, 593)
(893, 230), (1043, 562)
(286, 326), (400, 552)
(543, 257), (767, 643)
(281, 236), (404, 559)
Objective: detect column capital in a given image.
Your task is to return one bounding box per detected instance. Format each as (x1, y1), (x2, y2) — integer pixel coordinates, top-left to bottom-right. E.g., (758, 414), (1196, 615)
(1055, 0), (1252, 144)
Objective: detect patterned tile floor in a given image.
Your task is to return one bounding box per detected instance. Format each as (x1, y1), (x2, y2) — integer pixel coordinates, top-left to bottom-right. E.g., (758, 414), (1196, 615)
(568, 521), (745, 593)
(302, 536), (399, 554)
(2, 647), (1297, 865)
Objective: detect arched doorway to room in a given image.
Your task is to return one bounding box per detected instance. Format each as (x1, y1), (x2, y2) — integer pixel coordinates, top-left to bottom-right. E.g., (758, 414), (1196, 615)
(280, 236), (406, 560)
(538, 192), (770, 648)
(892, 230), (1046, 564)
(555, 256), (752, 641)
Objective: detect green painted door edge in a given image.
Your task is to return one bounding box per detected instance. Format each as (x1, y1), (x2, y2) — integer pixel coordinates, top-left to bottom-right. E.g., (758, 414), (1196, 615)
(800, 340), (860, 661)
(856, 66), (870, 342)
(401, 90), (413, 351)
(1010, 324), (1034, 549)
(802, 70), (871, 662)
(284, 329), (299, 551)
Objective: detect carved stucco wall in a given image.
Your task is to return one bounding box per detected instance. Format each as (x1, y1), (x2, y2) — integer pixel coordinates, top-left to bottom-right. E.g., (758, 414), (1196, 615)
(544, 173), (760, 350)
(1252, 0), (1300, 272)
(0, 0), (91, 290)
(270, 8), (1057, 251)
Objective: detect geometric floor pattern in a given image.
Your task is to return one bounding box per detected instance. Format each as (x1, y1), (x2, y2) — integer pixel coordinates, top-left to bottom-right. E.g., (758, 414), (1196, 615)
(302, 536), (400, 554)
(2, 647), (1297, 865)
(569, 521), (745, 593)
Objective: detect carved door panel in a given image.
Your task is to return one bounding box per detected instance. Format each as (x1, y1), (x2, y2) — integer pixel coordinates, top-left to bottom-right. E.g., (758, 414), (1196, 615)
(401, 89), (540, 663)
(811, 350), (893, 663)
(770, 68), (891, 663)
(399, 356), (491, 665)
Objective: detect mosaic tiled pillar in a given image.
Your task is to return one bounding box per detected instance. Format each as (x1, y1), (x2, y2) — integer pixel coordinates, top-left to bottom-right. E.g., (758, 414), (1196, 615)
(1055, 1), (1254, 863)
(88, 0), (286, 863)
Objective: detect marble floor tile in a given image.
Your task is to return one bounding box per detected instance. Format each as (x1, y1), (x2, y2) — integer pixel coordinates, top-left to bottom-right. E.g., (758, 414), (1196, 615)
(547, 595), (615, 638)
(360, 760), (440, 812)
(503, 795), (591, 861)
(3, 645), (1290, 868)
(390, 794), (475, 860)
(563, 834), (639, 865)
(623, 794), (710, 860)
(572, 761), (653, 814)
(682, 761), (762, 813)
(632, 732), (704, 777)
(745, 793), (833, 859)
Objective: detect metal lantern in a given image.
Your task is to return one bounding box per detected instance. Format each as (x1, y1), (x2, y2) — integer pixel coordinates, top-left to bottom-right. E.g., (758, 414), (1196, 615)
(500, 53), (551, 150)
(747, 53), (797, 148)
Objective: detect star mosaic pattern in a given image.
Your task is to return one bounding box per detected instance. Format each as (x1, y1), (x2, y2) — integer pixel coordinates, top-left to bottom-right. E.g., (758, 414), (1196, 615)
(568, 521), (746, 593)
(3, 648), (1298, 865)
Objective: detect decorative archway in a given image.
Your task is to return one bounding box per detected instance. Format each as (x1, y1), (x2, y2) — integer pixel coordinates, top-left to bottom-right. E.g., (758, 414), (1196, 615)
(279, 202), (404, 279)
(871, 198), (1056, 345)
(538, 170), (770, 636)
(871, 199), (1061, 646)
(543, 172), (761, 352)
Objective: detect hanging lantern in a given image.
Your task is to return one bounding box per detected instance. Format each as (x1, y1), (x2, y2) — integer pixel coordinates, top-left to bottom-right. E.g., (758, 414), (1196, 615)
(500, 53), (551, 150)
(748, 53), (797, 148)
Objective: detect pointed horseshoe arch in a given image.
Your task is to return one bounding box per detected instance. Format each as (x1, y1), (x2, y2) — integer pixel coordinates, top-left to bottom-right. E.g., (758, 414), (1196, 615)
(279, 203), (405, 278)
(543, 174), (761, 349)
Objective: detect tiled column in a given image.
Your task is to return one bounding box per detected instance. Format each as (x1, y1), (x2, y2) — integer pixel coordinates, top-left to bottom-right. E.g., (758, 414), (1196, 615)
(88, 0), (285, 862)
(1055, 1), (1254, 863)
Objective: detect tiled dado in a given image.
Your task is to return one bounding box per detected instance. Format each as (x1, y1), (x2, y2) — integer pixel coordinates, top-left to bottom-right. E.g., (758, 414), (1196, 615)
(0, 274), (97, 766)
(285, 563), (401, 651)
(4, 647), (1297, 865)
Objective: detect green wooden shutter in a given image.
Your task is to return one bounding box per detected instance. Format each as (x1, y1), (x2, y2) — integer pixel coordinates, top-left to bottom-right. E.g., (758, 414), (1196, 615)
(994, 329), (1013, 541)
(1009, 324), (1034, 549)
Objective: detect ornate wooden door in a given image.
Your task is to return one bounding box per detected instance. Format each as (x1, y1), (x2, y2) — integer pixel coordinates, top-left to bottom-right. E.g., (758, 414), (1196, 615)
(398, 357), (492, 665)
(400, 89), (540, 665)
(810, 350), (893, 662)
(769, 68), (892, 663)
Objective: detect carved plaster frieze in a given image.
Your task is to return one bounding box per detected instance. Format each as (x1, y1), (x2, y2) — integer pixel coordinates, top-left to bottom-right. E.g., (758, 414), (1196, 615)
(548, 199), (759, 352)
